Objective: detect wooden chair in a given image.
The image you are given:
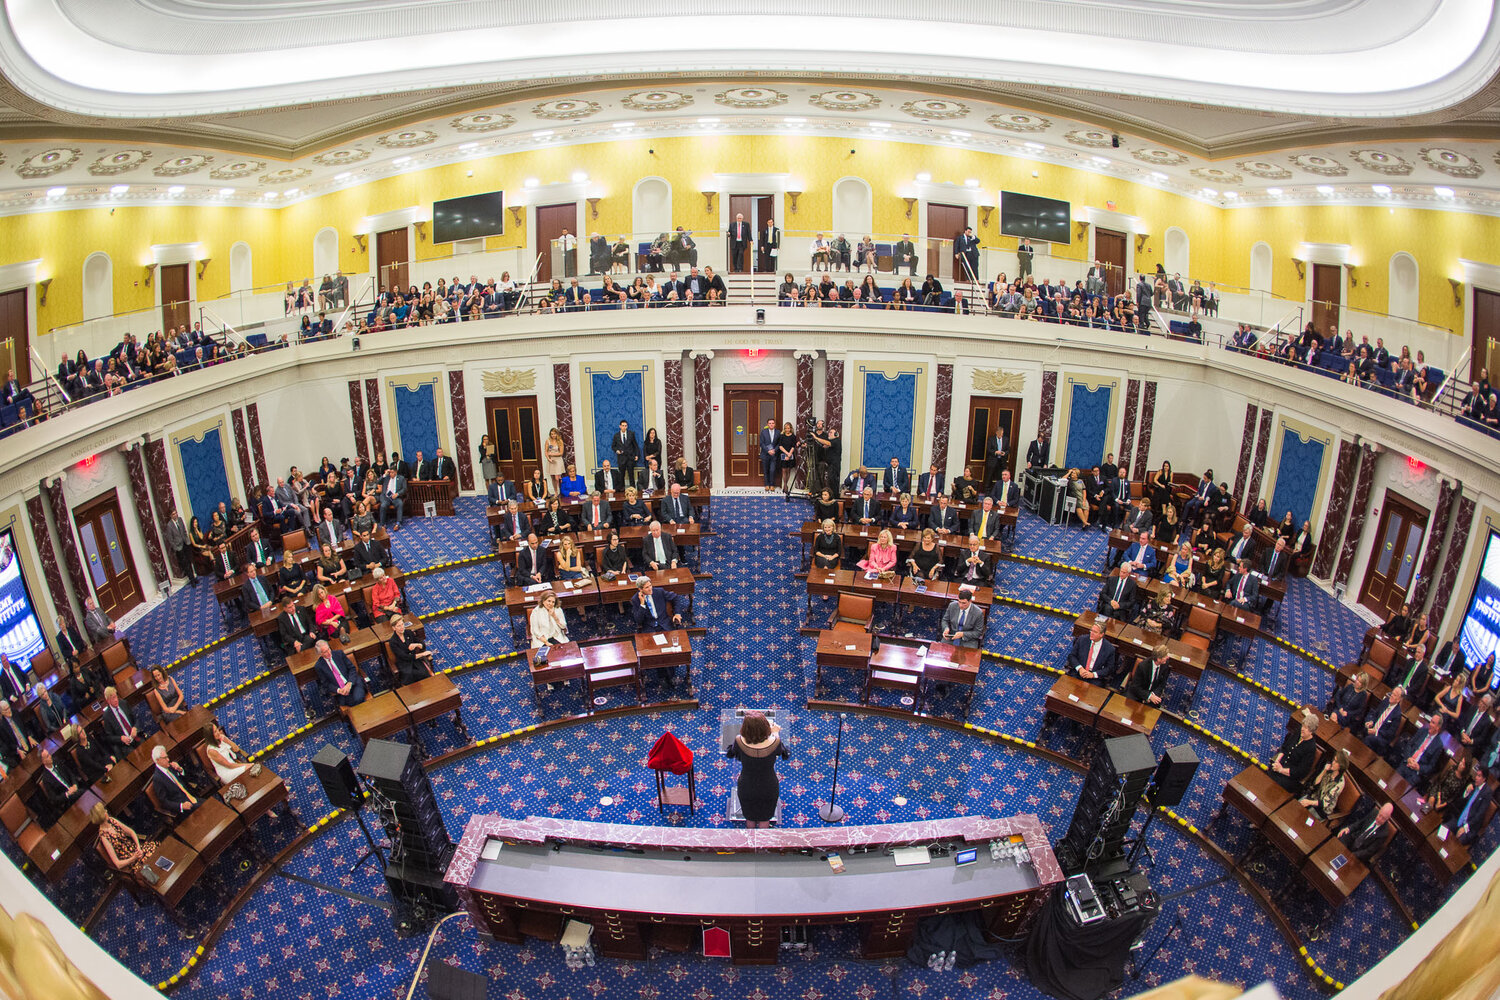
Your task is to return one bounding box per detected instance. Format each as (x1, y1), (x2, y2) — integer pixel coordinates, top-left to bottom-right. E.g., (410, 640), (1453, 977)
(281, 528), (308, 554)
(1180, 607), (1218, 651)
(1325, 779), (1361, 828)
(0, 795), (43, 856)
(1365, 638), (1397, 678)
(100, 640), (134, 685)
(27, 649), (58, 685)
(828, 595), (874, 634)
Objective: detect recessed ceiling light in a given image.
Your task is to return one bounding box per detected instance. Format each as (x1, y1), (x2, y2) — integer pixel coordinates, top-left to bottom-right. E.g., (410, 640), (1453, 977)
(1150, 172), (1168, 181)
(1434, 185), (1454, 197)
(915, 172), (931, 182)
(697, 117), (720, 124)
(334, 172), (351, 181)
(218, 188), (234, 197)
(949, 129), (971, 138)
(532, 130), (553, 139)
(571, 171), (588, 183)
(1091, 156), (1110, 165)
(1266, 187), (1282, 196)
(1316, 185), (1334, 195)
(459, 142), (478, 150)
(1023, 142), (1045, 150)
(612, 122), (635, 129)
(1224, 191), (1238, 199)
(964, 178), (980, 188)
(1371, 184), (1391, 195)
(110, 184), (129, 195)
(524, 178), (539, 188)
(869, 121), (890, 129)
(168, 185), (186, 194)
(393, 156), (411, 165)
(264, 191), (278, 199)
(285, 188), (299, 197)
(46, 186), (66, 197)
(1202, 188), (1218, 197)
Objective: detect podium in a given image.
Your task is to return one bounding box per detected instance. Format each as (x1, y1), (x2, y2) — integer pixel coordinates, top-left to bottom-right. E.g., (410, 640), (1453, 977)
(407, 478), (456, 517)
(720, 707), (791, 823)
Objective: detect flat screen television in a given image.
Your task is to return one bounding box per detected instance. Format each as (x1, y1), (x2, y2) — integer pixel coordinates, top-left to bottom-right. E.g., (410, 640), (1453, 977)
(1000, 191), (1071, 244)
(0, 527), (47, 669)
(1456, 530), (1500, 680)
(432, 191), (505, 244)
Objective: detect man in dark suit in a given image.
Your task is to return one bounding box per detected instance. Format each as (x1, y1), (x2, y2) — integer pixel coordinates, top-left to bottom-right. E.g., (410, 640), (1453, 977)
(1227, 524), (1257, 564)
(1458, 692), (1495, 750)
(955, 226), (980, 282)
(1396, 713), (1448, 789)
(1224, 558), (1261, 609)
(967, 497), (1004, 542)
(35, 748), (80, 822)
(348, 529), (387, 579)
(429, 448), (455, 483)
(1125, 647), (1171, 706)
(493, 500), (531, 544)
(387, 617), (435, 687)
(728, 213), (751, 272)
(1025, 435), (1050, 470)
(0, 655), (27, 701)
(276, 598), (320, 654)
(1183, 471), (1219, 523)
(578, 493), (614, 531)
(1119, 497), (1153, 537)
(659, 271), (685, 305)
(940, 593), (983, 649)
(0, 700), (37, 764)
(1097, 565), (1138, 620)
(515, 534), (548, 585)
(1363, 686), (1407, 756)
(1262, 538), (1291, 583)
(1102, 467), (1133, 528)
(1383, 656), (1431, 709)
(759, 419), (780, 489)
(631, 579), (684, 684)
(641, 521), (679, 571)
(487, 477), (522, 506)
(894, 233), (917, 276)
(846, 487), (879, 527)
(312, 640), (366, 708)
(1065, 622), (1118, 684)
(612, 421), (639, 484)
(1447, 764), (1495, 845)
(97, 687), (138, 758)
(640, 458), (668, 495)
(660, 484), (695, 524)
(927, 496), (959, 536)
(595, 461), (625, 494)
(377, 468), (407, 529)
(914, 464), (944, 500)
(1430, 636), (1467, 680)
(315, 509), (345, 551)
(243, 528), (275, 569)
(983, 430), (1008, 490)
(758, 219), (780, 273)
(1337, 802), (1395, 862)
(151, 745), (198, 814)
(241, 561), (276, 612)
(882, 457), (909, 495)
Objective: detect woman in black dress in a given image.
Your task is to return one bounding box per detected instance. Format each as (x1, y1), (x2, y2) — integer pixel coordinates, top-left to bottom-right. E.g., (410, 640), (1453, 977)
(729, 712), (787, 828)
(1149, 461), (1173, 514)
(776, 421), (798, 495)
(641, 428), (663, 474)
(813, 488), (840, 523)
(812, 518), (842, 572)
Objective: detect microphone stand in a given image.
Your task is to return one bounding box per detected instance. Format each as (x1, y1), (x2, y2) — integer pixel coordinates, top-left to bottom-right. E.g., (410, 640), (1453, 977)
(818, 713), (847, 823)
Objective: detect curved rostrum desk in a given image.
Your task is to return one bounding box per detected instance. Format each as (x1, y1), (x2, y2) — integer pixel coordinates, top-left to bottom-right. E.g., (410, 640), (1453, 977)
(447, 815), (1060, 964)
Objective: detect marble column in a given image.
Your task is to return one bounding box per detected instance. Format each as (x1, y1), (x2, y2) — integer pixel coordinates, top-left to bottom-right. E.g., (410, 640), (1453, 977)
(1117, 378), (1139, 468)
(124, 443), (169, 586)
(25, 494), (79, 635)
(1409, 478), (1455, 611)
(349, 379), (369, 461)
(553, 363), (575, 467)
(1037, 371), (1057, 441)
(825, 357), (845, 431)
(1312, 439), (1359, 579)
(230, 407), (257, 498)
(43, 477), (90, 606)
(664, 357), (685, 473)
(448, 370), (474, 491)
(1334, 443), (1378, 586)
(794, 352), (816, 430)
(691, 351), (714, 484)
(1132, 381), (1157, 475)
(144, 438), (177, 527)
(931, 362), (955, 470)
(1231, 404), (1259, 503)
(365, 378), (386, 461)
(1243, 409), (1274, 513)
(245, 402), (269, 488)
(1429, 493), (1476, 627)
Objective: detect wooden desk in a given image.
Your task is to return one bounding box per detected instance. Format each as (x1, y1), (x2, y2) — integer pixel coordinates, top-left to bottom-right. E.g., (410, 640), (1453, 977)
(141, 836), (206, 912)
(865, 639), (981, 717)
(1263, 798), (1333, 861)
(1301, 837), (1369, 907)
(396, 673), (468, 748)
(1043, 675), (1110, 730)
(224, 765), (289, 830)
(1221, 766), (1293, 829)
(173, 797), (245, 867)
(526, 642), (587, 695)
(504, 579), (601, 642)
(408, 478), (457, 517)
(346, 690), (411, 746)
(814, 630), (873, 696)
(633, 630), (693, 690)
(582, 640), (642, 703)
(1095, 692), (1160, 737)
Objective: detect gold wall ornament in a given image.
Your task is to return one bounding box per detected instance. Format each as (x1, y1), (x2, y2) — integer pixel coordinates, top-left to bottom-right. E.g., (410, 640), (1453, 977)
(481, 368), (537, 393)
(971, 369), (1026, 394)
(0, 905), (110, 1000)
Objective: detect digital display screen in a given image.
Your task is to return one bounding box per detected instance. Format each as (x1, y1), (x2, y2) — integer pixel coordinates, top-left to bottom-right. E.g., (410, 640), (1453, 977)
(432, 191), (505, 244)
(955, 848), (978, 866)
(1458, 531), (1500, 677)
(1000, 191), (1072, 244)
(0, 528), (47, 668)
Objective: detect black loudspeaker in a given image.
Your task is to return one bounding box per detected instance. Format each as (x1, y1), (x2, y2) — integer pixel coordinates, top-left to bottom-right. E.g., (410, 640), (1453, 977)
(426, 960), (487, 1000)
(385, 861), (459, 915)
(311, 743), (360, 810)
(1149, 744), (1199, 808)
(1057, 734), (1156, 874)
(358, 739), (453, 873)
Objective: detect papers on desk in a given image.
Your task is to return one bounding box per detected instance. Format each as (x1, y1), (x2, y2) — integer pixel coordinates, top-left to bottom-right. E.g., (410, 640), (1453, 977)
(918, 646), (928, 657)
(864, 571), (881, 581)
(892, 846), (932, 867)
(845, 644), (857, 651)
(481, 839), (504, 860)
(1067, 694), (1079, 702)
(652, 633), (668, 646)
(1437, 825), (1449, 842)
(524, 583), (550, 593)
(1244, 790), (1256, 802)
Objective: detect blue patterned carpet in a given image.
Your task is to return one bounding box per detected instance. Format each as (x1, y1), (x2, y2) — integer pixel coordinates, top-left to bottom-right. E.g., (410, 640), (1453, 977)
(22, 495), (1496, 1000)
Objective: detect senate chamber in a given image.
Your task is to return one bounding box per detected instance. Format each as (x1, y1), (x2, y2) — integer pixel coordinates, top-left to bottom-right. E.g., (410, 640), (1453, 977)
(1, 5), (1500, 1000)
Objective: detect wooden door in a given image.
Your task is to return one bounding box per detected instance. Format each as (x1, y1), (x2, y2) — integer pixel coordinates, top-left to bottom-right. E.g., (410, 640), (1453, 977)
(73, 491), (143, 619)
(1311, 263), (1342, 337)
(1094, 228), (1127, 297)
(723, 384), (782, 487)
(1358, 491), (1428, 620)
(726, 195), (770, 274)
(485, 395), (542, 487)
(376, 228), (410, 295)
(160, 263), (191, 334)
(0, 288), (29, 384)
(535, 203), (576, 283)
(926, 203), (967, 280)
(963, 396), (1022, 488)
(1473, 288), (1500, 381)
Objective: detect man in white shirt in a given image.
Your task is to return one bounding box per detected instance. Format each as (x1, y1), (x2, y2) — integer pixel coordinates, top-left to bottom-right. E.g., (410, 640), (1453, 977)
(1065, 621), (1118, 683)
(643, 521), (679, 571)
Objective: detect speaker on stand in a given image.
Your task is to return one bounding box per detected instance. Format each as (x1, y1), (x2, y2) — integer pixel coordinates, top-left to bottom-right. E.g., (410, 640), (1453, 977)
(1125, 744), (1199, 869)
(312, 743), (385, 872)
(357, 739), (456, 934)
(1056, 734), (1156, 876)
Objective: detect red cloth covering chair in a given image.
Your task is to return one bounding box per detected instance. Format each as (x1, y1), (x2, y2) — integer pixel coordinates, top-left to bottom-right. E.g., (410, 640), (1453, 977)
(646, 731), (696, 814)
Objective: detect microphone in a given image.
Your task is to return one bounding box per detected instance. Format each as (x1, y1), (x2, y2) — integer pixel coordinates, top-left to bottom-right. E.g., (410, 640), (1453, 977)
(818, 713), (848, 824)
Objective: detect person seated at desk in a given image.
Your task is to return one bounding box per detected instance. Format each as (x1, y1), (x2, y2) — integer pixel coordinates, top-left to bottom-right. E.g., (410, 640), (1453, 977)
(1101, 468), (1133, 529)
(276, 597), (320, 654)
(1434, 672), (1467, 729)
(1118, 497), (1153, 537)
(843, 466), (876, 495)
(991, 468), (1021, 517)
(1224, 524), (1256, 566)
(1458, 691), (1495, 750)
(204, 721), (262, 794)
(559, 464), (588, 501)
(1155, 504), (1183, 547)
(315, 508), (345, 552)
(926, 495), (959, 536)
(1223, 558), (1259, 609)
(388, 617), (435, 686)
(951, 473), (982, 507)
(641, 457), (668, 496)
(91, 802), (156, 876)
(728, 712), (787, 829)
(847, 487), (880, 527)
(494, 500), (532, 544)
(0, 699), (37, 764)
(524, 469), (549, 505)
(884, 493), (919, 531)
(660, 482), (696, 524)
(969, 496), (1004, 543)
(349, 528), (387, 580)
(1125, 646), (1172, 706)
(516, 534), (550, 586)
(857, 529), (898, 575)
(34, 747), (80, 822)
(617, 487), (650, 528)
(940, 592), (983, 649)
(595, 460), (625, 495)
(1162, 542), (1196, 589)
(1395, 713), (1448, 790)
(641, 520), (679, 571)
(1426, 751), (1471, 816)
(1066, 469), (1092, 529)
(1298, 749), (1349, 822)
(1446, 763), (1495, 845)
(368, 566), (404, 623)
(65, 663), (102, 716)
(1428, 635), (1466, 685)
(537, 496), (575, 536)
(1114, 530), (1158, 576)
(56, 621), (88, 668)
(243, 527), (275, 570)
(578, 491), (613, 532)
(554, 536), (592, 581)
(600, 531), (633, 580)
(1401, 612), (1435, 663)
(488, 476), (523, 507)
(632, 578), (685, 672)
(1066, 621), (1117, 684)
(951, 534), (992, 586)
(150, 744), (198, 815)
(813, 488), (841, 524)
(1269, 712), (1318, 792)
(210, 541), (238, 582)
(97, 686), (138, 758)
(1363, 685), (1406, 756)
(882, 458), (909, 495)
(1380, 602), (1413, 641)
(1139, 589), (1177, 634)
(1097, 564), (1139, 620)
(315, 542), (349, 587)
(1326, 671), (1371, 734)
(1182, 471), (1220, 524)
(312, 584), (351, 642)
(915, 463), (945, 501)
(313, 639), (366, 709)
(277, 550), (309, 602)
(146, 667), (188, 724)
(906, 529), (944, 582)
(65, 724), (114, 784)
(529, 591), (571, 648)
(29, 680), (65, 735)
(1469, 652), (1496, 698)
(812, 519), (842, 573)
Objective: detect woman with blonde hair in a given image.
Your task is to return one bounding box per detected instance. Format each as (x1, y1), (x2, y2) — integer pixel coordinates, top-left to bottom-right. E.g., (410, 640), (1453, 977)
(529, 591), (570, 648)
(859, 529), (898, 575)
(545, 428), (566, 488)
(554, 536), (591, 581)
(1066, 469), (1091, 528)
(92, 802), (156, 875)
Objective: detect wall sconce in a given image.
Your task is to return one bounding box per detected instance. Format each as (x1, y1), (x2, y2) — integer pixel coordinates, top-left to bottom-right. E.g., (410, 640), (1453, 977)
(1292, 259), (1306, 280)
(414, 221), (428, 242)
(786, 191), (801, 214)
(1074, 221), (1090, 241)
(509, 206), (525, 227)
(1347, 266), (1357, 287)
(1449, 277), (1464, 306)
(978, 205), (994, 226)
(1135, 235), (1149, 253)
(903, 197), (917, 219)
(701, 191), (715, 212)
(36, 278), (52, 305)
(143, 263), (158, 286)
(586, 197), (601, 219)
(353, 235), (367, 253)
(196, 258), (211, 279)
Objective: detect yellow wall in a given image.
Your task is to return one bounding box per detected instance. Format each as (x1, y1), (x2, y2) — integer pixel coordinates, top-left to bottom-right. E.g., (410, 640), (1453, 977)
(7, 134), (1495, 335)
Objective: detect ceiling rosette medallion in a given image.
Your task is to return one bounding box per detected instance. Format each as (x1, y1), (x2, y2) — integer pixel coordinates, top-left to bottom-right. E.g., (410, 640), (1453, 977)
(1420, 147), (1483, 178)
(621, 91), (693, 112)
(1191, 167), (1242, 185)
(378, 129), (438, 148)
(1349, 149), (1412, 175)
(88, 149), (152, 175)
(714, 87), (787, 108)
(16, 147), (79, 178)
(451, 112), (515, 132)
(153, 153), (211, 176)
(900, 98), (969, 120)
(987, 112), (1051, 132)
(809, 91), (880, 112)
(312, 148), (370, 168)
(211, 160), (265, 179)
(1132, 148), (1187, 166)
(1291, 153), (1347, 176)
(1064, 128), (1112, 148)
(260, 167), (311, 184)
(1237, 160), (1292, 180)
(531, 99), (601, 120)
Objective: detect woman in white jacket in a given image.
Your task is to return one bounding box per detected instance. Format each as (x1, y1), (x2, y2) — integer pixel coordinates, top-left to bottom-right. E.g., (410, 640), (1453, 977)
(529, 591), (570, 648)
